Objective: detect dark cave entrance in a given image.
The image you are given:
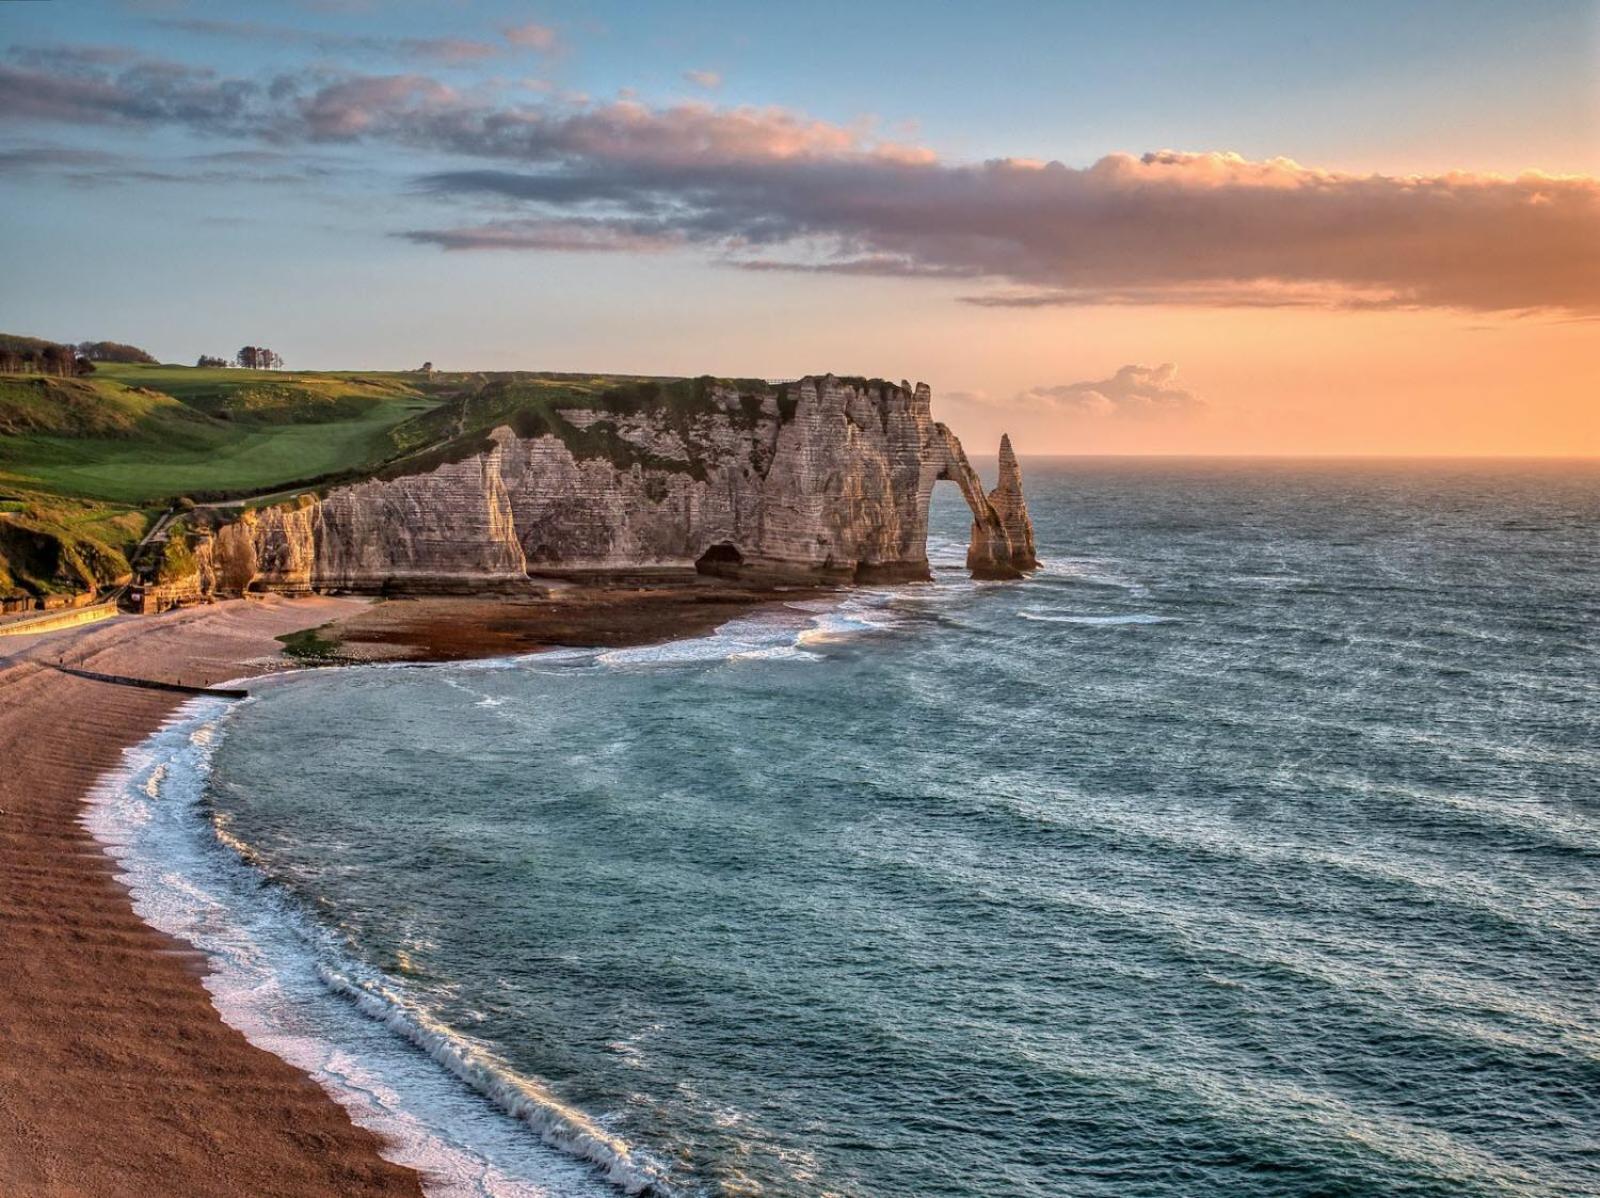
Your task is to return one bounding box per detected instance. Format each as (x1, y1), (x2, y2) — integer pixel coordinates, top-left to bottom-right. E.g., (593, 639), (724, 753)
(694, 541), (745, 578)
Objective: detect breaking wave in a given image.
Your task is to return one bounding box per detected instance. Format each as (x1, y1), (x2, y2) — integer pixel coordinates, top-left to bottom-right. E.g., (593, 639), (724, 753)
(1018, 610), (1173, 625)
(87, 693), (655, 1198)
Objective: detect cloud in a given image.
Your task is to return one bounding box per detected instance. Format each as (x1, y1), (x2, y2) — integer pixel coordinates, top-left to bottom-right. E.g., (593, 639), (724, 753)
(4, 49), (1597, 313)
(397, 217), (680, 252)
(406, 136), (1599, 313)
(733, 255), (985, 279)
(503, 23), (559, 53)
(0, 55), (265, 132)
(298, 74), (456, 138)
(684, 69), (722, 90)
(1015, 364), (1205, 419)
(154, 18), (500, 65)
(0, 144), (122, 173)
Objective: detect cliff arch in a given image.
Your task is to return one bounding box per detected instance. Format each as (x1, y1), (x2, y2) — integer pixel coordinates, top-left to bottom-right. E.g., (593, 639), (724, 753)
(929, 424), (1038, 580)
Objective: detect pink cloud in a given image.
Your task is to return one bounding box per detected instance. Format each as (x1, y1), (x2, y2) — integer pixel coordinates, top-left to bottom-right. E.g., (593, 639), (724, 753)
(298, 74), (455, 139)
(400, 217), (680, 252)
(1020, 364), (1205, 419)
(503, 23), (559, 53)
(4, 49), (1595, 314)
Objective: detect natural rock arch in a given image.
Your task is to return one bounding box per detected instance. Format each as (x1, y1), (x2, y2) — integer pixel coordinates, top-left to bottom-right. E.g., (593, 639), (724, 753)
(929, 425), (1039, 580)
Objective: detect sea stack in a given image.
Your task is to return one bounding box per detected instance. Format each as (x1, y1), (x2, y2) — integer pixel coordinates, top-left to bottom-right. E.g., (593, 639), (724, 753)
(990, 434), (1039, 571)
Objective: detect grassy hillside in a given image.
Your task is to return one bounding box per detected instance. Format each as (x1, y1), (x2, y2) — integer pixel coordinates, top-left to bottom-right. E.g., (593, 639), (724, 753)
(96, 363), (426, 424)
(0, 490), (146, 600)
(0, 359), (448, 603)
(0, 365), (443, 505)
(376, 372), (791, 482)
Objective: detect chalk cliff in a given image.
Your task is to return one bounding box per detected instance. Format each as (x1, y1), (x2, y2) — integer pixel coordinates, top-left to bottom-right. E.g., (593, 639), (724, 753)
(195, 375), (1038, 595)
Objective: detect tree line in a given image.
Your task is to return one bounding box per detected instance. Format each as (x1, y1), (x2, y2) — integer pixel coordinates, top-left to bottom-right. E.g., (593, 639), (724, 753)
(0, 334), (159, 376)
(196, 347), (285, 369)
(0, 335), (93, 377)
(77, 341), (157, 364)
(0, 331), (289, 375)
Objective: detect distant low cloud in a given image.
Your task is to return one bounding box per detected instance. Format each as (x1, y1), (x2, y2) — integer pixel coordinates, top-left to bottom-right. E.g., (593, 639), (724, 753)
(0, 144), (121, 173)
(684, 69), (722, 90)
(952, 364), (1204, 421)
(4, 48), (1597, 315)
(503, 23), (560, 54)
(155, 18), (501, 65)
(1018, 364), (1205, 419)
(299, 74), (456, 138)
(399, 217), (680, 253)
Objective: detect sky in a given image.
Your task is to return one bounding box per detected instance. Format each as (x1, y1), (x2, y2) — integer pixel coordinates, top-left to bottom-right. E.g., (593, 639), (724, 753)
(1, 0), (1596, 455)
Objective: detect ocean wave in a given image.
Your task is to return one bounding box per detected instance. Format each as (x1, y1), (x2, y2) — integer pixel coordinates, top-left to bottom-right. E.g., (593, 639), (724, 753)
(796, 606), (902, 645)
(318, 964), (674, 1196)
(1033, 556), (1152, 597)
(1018, 610), (1172, 626)
(924, 532), (971, 568)
(594, 614), (815, 668)
(86, 695), (636, 1198)
(596, 594), (909, 667)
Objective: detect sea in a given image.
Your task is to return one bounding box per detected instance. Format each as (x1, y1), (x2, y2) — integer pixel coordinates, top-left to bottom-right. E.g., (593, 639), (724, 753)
(90, 459), (1600, 1198)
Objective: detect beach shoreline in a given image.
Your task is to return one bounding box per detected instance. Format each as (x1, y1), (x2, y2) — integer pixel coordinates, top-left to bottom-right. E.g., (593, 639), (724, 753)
(0, 585), (796, 1197)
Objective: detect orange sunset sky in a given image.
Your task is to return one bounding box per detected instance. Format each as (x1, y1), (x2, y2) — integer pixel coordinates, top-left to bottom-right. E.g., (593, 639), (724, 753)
(2, 1), (1597, 455)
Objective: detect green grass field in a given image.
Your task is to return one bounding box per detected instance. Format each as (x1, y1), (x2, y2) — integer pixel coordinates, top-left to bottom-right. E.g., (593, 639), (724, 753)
(0, 359), (449, 600)
(0, 365), (442, 505)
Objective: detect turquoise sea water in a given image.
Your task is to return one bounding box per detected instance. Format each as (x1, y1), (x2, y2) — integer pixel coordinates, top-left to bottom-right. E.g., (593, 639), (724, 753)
(97, 460), (1600, 1197)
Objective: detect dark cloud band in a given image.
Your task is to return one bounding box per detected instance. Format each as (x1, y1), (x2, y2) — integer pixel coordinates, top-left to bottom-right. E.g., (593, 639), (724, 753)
(3, 49), (1596, 314)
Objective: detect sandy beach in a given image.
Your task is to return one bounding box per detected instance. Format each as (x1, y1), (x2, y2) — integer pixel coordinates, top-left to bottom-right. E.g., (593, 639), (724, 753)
(0, 584), (790, 1197)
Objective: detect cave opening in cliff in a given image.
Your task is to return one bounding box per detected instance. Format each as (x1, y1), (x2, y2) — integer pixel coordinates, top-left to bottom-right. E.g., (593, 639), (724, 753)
(695, 541), (745, 579)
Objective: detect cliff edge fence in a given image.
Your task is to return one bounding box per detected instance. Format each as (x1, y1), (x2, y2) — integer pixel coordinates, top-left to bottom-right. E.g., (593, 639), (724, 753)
(186, 375), (1039, 596)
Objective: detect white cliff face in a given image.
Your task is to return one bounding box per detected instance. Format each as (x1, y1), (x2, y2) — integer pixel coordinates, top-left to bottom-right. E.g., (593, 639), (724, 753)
(195, 376), (1038, 594)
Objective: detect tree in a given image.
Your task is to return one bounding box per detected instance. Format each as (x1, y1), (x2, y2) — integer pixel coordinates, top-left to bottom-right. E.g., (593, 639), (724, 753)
(40, 343), (75, 377)
(236, 346), (283, 370)
(74, 356), (96, 376)
(0, 336), (80, 376)
(197, 355), (229, 368)
(76, 340), (157, 364)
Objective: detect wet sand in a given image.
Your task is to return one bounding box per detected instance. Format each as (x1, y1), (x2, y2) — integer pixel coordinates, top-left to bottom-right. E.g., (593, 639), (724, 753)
(0, 585), (797, 1196)
(308, 582), (804, 662)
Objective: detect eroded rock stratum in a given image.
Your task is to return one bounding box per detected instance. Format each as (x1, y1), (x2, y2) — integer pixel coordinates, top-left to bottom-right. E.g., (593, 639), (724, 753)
(196, 375), (1039, 595)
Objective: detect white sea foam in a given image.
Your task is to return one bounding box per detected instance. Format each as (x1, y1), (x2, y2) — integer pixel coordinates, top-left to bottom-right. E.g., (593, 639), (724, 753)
(594, 614), (812, 667)
(1018, 611), (1172, 626)
(924, 532), (971, 569)
(85, 695), (645, 1198)
(1037, 557), (1151, 597)
(796, 605), (901, 645)
(596, 593), (905, 667)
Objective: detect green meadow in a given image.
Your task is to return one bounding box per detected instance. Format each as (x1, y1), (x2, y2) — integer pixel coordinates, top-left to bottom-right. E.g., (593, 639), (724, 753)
(0, 360), (451, 600)
(0, 364), (443, 505)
